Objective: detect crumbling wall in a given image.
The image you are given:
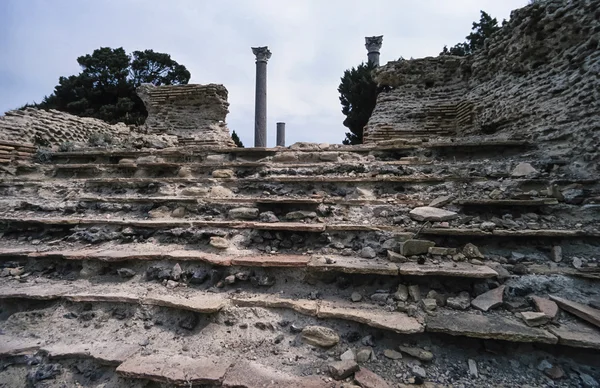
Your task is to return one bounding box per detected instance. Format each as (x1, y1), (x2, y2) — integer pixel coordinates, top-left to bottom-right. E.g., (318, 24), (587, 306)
(0, 108), (177, 150)
(0, 108), (129, 145)
(137, 84), (235, 148)
(368, 0), (600, 176)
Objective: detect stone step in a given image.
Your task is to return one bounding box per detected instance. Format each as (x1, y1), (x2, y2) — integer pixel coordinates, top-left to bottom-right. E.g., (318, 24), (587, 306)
(20, 195), (564, 209)
(0, 282), (424, 335)
(0, 335), (342, 387)
(0, 247), (498, 278)
(56, 195), (423, 207)
(455, 198), (560, 206)
(426, 311), (560, 345)
(1, 216), (596, 238)
(40, 342), (138, 366)
(2, 280), (599, 349)
(47, 139), (533, 161)
(2, 175), (475, 184)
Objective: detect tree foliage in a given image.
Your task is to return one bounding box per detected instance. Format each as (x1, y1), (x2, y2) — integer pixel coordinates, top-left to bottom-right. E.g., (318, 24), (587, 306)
(231, 130), (244, 148)
(440, 11), (501, 56)
(37, 47), (190, 125)
(338, 61), (378, 145)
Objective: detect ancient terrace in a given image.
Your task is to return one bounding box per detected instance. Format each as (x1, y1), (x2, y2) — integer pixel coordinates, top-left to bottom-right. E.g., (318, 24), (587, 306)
(0, 1), (599, 387)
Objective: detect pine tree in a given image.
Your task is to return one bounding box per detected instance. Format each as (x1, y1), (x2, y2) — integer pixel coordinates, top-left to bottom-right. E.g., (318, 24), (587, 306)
(338, 61), (378, 145)
(231, 130), (244, 148)
(36, 47), (190, 125)
(440, 11), (500, 56)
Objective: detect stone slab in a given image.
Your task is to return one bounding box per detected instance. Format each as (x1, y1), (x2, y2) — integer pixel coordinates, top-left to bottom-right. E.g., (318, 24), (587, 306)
(418, 228), (598, 237)
(409, 206), (458, 222)
(223, 361), (339, 388)
(231, 295), (318, 316)
(426, 311), (557, 344)
(64, 291), (140, 304)
(143, 293), (228, 313)
(169, 250), (232, 266)
(456, 199), (559, 206)
(317, 301), (423, 334)
(0, 336), (43, 356)
(309, 257), (398, 276)
(231, 255), (310, 267)
(550, 295), (600, 329)
(41, 342), (138, 365)
(354, 367), (392, 388)
(397, 262), (498, 278)
(471, 286), (505, 311)
(548, 322), (600, 350)
(531, 296), (559, 320)
(116, 354), (230, 385)
(0, 284), (73, 300)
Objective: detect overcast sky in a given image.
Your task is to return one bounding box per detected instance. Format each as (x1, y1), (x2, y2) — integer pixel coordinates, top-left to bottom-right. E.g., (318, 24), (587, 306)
(0, 0), (527, 146)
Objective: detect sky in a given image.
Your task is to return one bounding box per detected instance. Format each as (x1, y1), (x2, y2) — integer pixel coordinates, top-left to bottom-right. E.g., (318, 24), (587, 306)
(0, 0), (527, 146)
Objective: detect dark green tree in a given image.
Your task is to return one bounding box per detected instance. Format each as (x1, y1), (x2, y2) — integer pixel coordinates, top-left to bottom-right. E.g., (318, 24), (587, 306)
(37, 47), (190, 125)
(440, 11), (501, 56)
(338, 61), (378, 145)
(231, 130), (244, 148)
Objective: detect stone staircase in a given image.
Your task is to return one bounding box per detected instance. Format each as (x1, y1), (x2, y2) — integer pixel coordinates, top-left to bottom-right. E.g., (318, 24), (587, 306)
(1, 139), (599, 387)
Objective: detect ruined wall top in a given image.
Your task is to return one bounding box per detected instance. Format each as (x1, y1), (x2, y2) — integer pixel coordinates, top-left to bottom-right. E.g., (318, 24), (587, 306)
(365, 0), (600, 177)
(0, 108), (177, 149)
(137, 83), (235, 148)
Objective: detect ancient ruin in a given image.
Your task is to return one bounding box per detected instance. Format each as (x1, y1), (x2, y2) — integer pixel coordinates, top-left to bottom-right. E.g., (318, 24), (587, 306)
(0, 0), (599, 387)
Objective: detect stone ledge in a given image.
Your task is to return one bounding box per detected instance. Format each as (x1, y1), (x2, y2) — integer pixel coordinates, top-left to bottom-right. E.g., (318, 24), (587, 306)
(426, 311), (558, 344)
(41, 342), (138, 365)
(116, 354), (231, 385)
(2, 217), (596, 237)
(317, 301), (423, 334)
(0, 336), (43, 356)
(308, 256), (398, 276)
(231, 294), (318, 316)
(397, 262), (498, 278)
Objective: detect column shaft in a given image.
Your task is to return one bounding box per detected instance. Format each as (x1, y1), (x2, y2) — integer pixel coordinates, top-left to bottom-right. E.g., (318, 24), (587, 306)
(276, 122), (285, 147)
(254, 61), (267, 147)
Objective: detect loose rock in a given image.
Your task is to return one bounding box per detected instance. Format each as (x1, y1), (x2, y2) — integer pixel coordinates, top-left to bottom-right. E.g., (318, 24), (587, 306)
(301, 326), (340, 348)
(209, 236), (229, 249)
(383, 349), (403, 360)
(409, 206), (458, 222)
(471, 285), (505, 312)
(398, 346), (434, 362)
(328, 360), (359, 380)
(520, 311), (550, 327)
(399, 239), (435, 256)
(447, 292), (471, 310)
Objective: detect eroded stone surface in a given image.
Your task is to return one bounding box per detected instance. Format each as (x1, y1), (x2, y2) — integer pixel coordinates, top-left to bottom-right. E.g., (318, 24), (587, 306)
(138, 84), (235, 147)
(318, 301), (423, 334)
(426, 311), (557, 344)
(0, 336), (42, 356)
(398, 262), (497, 278)
(231, 295), (318, 316)
(116, 354), (230, 385)
(143, 293), (228, 313)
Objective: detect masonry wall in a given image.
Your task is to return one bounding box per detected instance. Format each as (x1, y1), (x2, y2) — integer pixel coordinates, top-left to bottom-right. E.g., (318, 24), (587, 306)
(137, 84), (235, 148)
(367, 0), (600, 177)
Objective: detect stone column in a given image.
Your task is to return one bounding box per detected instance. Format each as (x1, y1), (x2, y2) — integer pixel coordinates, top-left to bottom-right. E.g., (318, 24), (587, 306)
(365, 36), (383, 66)
(276, 122), (285, 147)
(252, 46), (272, 147)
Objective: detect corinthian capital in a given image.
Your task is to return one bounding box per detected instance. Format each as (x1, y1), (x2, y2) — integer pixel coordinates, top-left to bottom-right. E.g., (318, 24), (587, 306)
(252, 46), (272, 63)
(365, 36), (383, 53)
